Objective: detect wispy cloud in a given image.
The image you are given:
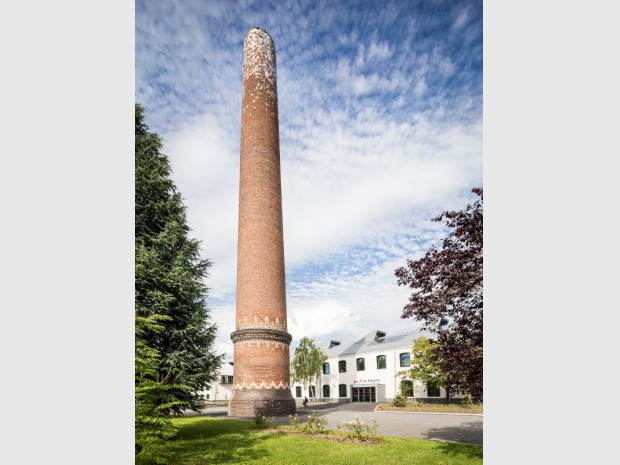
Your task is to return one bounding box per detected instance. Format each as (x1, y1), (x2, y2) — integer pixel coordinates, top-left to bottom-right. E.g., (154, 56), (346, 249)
(137, 0), (483, 355)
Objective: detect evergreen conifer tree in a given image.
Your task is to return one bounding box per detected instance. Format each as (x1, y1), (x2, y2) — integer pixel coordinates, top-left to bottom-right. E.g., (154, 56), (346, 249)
(135, 103), (222, 418)
(135, 313), (181, 452)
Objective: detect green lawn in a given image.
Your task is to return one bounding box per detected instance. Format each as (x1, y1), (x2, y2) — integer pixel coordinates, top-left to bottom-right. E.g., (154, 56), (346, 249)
(137, 417), (483, 465)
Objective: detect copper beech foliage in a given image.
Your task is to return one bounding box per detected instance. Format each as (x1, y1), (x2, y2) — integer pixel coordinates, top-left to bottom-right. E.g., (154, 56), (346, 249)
(395, 188), (483, 402)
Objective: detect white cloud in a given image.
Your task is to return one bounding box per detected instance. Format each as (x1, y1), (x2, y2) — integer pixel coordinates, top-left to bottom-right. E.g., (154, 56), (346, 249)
(160, 86), (481, 354)
(367, 40), (392, 61)
(454, 8), (470, 30)
(164, 111), (240, 299)
(137, 0), (483, 358)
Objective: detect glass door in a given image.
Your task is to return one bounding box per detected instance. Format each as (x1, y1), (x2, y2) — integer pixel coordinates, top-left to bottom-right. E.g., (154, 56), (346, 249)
(352, 387), (376, 402)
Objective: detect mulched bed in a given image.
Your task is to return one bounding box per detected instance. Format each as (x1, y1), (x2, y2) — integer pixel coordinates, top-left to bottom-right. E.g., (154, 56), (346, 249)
(377, 404), (482, 414)
(264, 428), (382, 445)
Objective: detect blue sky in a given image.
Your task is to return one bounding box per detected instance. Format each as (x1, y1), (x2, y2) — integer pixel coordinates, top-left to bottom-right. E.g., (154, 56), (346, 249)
(136, 0), (483, 358)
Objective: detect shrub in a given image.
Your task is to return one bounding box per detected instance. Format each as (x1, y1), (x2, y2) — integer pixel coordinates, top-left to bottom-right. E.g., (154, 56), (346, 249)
(304, 410), (327, 434)
(288, 413), (301, 430)
(253, 414), (275, 429)
(337, 416), (379, 440)
(391, 393), (408, 407)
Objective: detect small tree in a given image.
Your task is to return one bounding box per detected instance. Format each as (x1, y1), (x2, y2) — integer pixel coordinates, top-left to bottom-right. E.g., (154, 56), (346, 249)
(290, 337), (327, 402)
(397, 336), (446, 405)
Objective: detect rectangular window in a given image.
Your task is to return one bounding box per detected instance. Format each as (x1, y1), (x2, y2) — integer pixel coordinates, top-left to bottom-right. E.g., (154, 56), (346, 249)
(376, 355), (386, 369)
(220, 375), (233, 384)
(339, 360), (346, 373)
(356, 358), (365, 371)
(323, 362), (330, 374)
(399, 353), (411, 367)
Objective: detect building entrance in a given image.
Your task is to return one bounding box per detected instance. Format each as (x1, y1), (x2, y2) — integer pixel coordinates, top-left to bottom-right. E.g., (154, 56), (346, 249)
(352, 386), (376, 402)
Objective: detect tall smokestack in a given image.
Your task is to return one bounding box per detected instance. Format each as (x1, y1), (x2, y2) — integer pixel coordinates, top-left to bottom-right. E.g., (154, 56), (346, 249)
(228, 27), (296, 417)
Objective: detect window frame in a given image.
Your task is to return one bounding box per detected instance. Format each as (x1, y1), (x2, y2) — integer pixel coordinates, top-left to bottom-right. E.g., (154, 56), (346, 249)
(338, 360), (347, 373)
(376, 354), (386, 369)
(399, 352), (411, 367)
(323, 362), (330, 374)
(356, 357), (365, 371)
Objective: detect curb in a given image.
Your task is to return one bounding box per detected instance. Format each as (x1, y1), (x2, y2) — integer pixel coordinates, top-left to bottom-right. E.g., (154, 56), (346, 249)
(374, 407), (482, 417)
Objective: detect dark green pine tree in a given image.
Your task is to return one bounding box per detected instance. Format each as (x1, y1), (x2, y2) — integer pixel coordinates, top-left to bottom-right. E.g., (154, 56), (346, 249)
(135, 103), (222, 416)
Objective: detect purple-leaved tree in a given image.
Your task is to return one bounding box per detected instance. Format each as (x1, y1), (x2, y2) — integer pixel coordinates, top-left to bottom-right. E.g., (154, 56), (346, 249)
(395, 188), (483, 402)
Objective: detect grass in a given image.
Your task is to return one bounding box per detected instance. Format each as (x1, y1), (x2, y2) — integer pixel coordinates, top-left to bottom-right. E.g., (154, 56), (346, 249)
(378, 402), (483, 415)
(137, 417), (483, 465)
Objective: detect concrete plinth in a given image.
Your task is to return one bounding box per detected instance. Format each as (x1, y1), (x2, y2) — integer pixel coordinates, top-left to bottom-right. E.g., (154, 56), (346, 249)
(228, 389), (296, 417)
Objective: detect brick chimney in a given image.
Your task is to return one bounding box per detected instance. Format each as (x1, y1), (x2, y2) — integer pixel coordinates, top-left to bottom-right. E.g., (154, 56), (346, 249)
(228, 27), (296, 417)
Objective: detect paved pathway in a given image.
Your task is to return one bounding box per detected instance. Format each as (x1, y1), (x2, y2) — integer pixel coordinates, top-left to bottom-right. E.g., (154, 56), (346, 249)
(196, 402), (483, 445)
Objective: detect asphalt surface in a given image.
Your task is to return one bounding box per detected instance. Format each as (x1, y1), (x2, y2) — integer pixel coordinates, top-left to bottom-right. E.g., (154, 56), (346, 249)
(196, 401), (483, 445)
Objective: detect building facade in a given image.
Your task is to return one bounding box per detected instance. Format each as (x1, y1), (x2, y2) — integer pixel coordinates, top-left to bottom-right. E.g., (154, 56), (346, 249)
(204, 361), (234, 401)
(207, 325), (459, 405)
(290, 327), (456, 403)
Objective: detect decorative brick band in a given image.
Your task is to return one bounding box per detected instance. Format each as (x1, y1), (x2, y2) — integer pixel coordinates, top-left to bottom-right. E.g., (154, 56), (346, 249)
(233, 380), (290, 390)
(230, 327), (292, 346)
(234, 340), (289, 351)
(237, 315), (287, 331)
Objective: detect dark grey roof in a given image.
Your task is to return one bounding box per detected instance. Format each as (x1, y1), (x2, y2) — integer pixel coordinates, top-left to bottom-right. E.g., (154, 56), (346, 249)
(321, 326), (435, 358)
(318, 340), (342, 350)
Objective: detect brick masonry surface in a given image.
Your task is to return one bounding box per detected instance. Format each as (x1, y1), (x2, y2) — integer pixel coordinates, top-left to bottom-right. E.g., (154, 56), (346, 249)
(229, 27), (295, 417)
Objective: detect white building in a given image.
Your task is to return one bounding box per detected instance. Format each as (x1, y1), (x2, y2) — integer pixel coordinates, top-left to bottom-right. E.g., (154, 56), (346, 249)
(291, 325), (458, 403)
(206, 324), (459, 404)
(203, 360), (234, 401)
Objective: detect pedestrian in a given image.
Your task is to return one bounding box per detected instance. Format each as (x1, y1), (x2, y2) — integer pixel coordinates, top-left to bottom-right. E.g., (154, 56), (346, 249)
(303, 396), (308, 408)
